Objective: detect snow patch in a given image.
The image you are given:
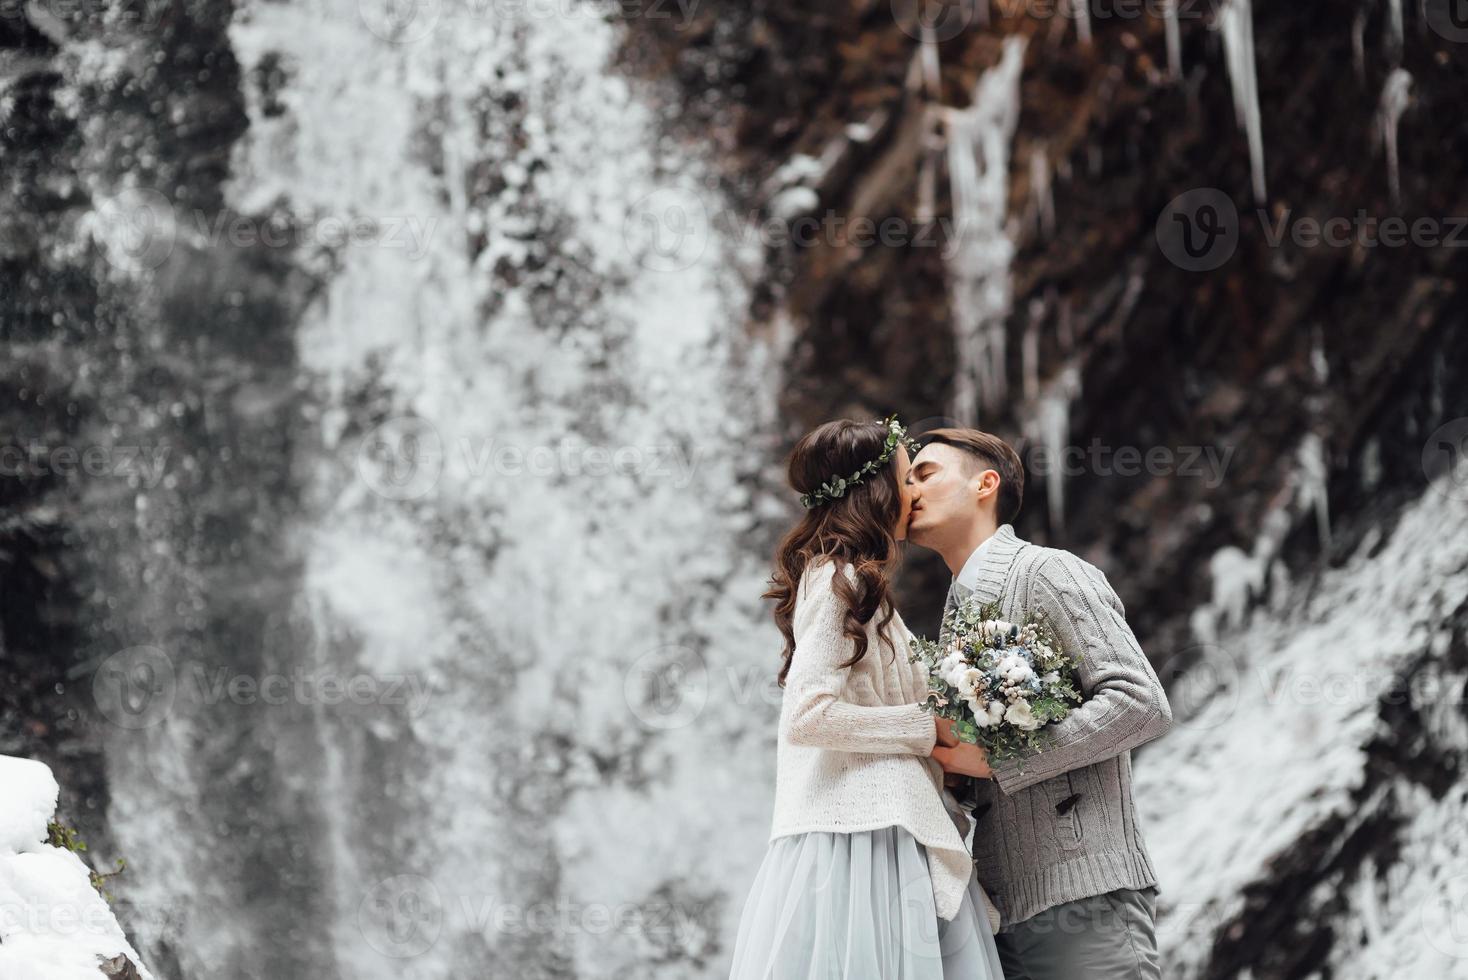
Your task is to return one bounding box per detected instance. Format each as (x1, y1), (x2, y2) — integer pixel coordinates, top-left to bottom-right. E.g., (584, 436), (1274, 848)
(0, 756), (58, 854)
(0, 756), (154, 980)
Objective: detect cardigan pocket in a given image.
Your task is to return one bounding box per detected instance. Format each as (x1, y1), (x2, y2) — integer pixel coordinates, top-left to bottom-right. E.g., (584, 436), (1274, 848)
(1046, 772), (1086, 850)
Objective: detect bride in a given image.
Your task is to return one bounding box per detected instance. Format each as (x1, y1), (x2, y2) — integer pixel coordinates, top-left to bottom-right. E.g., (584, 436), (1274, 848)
(727, 417), (1004, 979)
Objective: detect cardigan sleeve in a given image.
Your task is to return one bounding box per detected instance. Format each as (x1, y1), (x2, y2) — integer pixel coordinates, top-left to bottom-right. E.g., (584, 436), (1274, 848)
(991, 551), (1173, 794)
(780, 561), (938, 756)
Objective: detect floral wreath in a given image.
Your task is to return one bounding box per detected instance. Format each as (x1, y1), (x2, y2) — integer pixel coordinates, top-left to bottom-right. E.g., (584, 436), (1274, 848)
(799, 415), (923, 509)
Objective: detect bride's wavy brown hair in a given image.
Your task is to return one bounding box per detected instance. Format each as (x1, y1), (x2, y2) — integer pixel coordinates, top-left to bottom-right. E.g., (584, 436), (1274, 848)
(764, 419), (905, 687)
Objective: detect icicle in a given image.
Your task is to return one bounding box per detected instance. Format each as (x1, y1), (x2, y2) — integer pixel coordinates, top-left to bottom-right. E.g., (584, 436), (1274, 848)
(1030, 147), (1055, 239)
(945, 37), (1028, 425)
(1378, 68), (1412, 208)
(920, 25), (942, 97)
(1033, 364), (1081, 533)
(1163, 0), (1183, 81)
(1298, 433), (1332, 550)
(915, 29), (944, 228)
(1352, 9), (1366, 84)
(1220, 0), (1267, 204)
(1386, 0), (1404, 62)
(917, 124), (939, 224)
(1072, 0), (1093, 45)
(1022, 303), (1042, 401)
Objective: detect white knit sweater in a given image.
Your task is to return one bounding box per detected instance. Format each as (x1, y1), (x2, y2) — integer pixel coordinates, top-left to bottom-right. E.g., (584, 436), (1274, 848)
(769, 559), (995, 927)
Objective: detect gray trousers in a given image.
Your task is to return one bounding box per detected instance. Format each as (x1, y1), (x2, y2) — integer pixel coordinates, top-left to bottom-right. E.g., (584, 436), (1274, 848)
(994, 887), (1160, 980)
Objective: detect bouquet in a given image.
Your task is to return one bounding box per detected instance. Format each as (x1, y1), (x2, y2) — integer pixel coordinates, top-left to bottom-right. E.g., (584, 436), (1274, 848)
(909, 597), (1083, 763)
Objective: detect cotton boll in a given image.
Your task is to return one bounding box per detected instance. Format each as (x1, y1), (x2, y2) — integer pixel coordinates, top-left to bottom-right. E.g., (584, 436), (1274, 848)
(971, 698), (1005, 728)
(997, 653), (1034, 684)
(956, 668), (985, 702)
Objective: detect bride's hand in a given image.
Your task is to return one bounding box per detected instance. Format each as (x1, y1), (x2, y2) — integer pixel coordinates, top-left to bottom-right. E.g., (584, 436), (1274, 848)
(931, 742), (993, 779)
(934, 717), (961, 748)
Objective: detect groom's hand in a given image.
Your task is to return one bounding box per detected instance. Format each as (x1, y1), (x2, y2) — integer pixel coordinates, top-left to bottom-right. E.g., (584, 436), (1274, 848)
(931, 742), (993, 779)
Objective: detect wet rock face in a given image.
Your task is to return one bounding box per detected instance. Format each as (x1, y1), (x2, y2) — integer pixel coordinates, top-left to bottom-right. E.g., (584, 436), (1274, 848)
(623, 3), (1468, 978)
(623, 0), (1468, 633)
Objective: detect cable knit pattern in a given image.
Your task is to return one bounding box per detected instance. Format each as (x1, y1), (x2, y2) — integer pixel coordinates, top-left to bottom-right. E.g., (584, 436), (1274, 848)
(770, 559), (995, 927)
(945, 525), (1173, 928)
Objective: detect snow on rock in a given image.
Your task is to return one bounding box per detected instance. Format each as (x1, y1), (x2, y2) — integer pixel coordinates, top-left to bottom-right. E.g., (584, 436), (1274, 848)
(0, 756), (153, 980)
(0, 756), (58, 854)
(1140, 481), (1468, 978)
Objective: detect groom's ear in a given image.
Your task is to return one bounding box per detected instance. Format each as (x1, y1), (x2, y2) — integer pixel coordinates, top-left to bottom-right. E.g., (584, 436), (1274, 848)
(974, 469), (1002, 509)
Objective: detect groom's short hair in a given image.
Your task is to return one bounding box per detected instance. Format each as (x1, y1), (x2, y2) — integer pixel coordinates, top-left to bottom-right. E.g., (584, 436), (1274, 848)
(920, 428), (1024, 523)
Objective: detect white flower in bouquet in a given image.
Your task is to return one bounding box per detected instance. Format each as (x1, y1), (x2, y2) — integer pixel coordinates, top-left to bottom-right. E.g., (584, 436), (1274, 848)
(973, 699), (1006, 728)
(996, 653), (1034, 684)
(981, 620), (1015, 641)
(1004, 699), (1042, 731)
(939, 653), (969, 688)
(955, 668), (985, 702)
(908, 595), (1082, 763)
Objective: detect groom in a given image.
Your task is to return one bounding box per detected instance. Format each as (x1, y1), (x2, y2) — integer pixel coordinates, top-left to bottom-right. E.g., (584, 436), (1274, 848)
(907, 427), (1172, 980)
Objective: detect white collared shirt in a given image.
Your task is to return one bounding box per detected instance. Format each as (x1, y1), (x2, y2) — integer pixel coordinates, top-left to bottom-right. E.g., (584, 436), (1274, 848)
(953, 531), (998, 593)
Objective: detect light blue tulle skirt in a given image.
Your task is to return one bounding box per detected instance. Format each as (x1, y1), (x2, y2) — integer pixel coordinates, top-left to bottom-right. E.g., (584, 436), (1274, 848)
(727, 826), (1004, 980)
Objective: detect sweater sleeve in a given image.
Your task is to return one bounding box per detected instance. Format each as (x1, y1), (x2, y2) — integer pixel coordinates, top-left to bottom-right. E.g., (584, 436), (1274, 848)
(780, 562), (938, 756)
(991, 552), (1173, 794)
